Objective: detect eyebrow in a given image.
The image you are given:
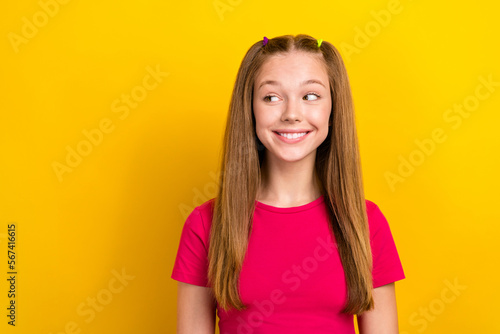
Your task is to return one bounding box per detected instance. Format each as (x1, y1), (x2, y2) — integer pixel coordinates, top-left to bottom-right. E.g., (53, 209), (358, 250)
(257, 79), (326, 90)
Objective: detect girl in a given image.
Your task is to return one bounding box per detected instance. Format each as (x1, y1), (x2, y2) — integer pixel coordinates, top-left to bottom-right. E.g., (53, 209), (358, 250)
(171, 34), (405, 333)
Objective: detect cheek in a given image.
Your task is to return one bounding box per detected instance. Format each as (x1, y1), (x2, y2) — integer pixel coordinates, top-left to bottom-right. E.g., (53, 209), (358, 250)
(255, 122), (270, 141)
(253, 109), (268, 140)
(254, 108), (274, 130)
(322, 103), (332, 125)
(310, 107), (331, 128)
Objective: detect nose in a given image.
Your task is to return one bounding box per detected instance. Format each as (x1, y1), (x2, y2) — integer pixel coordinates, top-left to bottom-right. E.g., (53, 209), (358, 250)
(281, 98), (303, 122)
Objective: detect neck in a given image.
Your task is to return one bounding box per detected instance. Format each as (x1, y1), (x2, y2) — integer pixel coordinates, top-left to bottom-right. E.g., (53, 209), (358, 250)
(256, 150), (323, 207)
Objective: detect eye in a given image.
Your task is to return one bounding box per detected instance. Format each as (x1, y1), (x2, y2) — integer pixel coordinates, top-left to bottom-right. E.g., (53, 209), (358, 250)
(304, 93), (320, 101)
(263, 95), (279, 102)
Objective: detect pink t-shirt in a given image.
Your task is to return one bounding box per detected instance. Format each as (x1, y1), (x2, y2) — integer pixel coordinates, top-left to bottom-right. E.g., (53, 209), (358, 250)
(171, 194), (405, 333)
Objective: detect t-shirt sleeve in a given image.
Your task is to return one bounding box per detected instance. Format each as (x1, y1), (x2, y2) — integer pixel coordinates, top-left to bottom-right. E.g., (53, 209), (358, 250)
(366, 200), (406, 288)
(171, 206), (211, 287)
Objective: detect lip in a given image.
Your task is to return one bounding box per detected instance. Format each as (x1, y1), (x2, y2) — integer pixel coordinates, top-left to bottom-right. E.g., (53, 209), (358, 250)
(273, 130), (311, 143)
(273, 129), (312, 133)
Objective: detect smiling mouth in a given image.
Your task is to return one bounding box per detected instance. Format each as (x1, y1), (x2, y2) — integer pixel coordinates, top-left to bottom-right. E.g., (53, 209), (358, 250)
(273, 131), (311, 139)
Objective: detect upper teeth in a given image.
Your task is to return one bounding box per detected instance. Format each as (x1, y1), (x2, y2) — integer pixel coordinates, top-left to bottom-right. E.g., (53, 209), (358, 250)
(278, 132), (307, 139)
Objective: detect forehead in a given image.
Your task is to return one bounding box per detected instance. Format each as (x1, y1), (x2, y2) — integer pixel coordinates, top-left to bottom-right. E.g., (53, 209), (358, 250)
(255, 51), (327, 82)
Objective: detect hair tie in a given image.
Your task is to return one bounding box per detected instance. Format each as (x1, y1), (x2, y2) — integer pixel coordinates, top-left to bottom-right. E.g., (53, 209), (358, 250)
(317, 39), (323, 48)
(263, 36), (268, 46)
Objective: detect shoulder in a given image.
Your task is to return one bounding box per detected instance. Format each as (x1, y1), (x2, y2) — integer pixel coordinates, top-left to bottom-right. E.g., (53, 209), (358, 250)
(197, 197), (215, 221)
(184, 198), (215, 236)
(364, 199), (389, 236)
(364, 198), (379, 214)
(363, 199), (406, 286)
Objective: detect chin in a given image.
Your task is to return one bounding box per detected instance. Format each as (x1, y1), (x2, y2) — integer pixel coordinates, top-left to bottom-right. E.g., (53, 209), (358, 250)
(275, 152), (310, 163)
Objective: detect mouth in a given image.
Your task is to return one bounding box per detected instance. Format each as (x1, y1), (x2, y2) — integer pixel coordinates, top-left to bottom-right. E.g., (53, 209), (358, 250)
(273, 130), (312, 143)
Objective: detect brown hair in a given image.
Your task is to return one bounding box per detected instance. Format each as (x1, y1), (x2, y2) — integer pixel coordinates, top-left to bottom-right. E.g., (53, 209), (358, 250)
(207, 34), (374, 315)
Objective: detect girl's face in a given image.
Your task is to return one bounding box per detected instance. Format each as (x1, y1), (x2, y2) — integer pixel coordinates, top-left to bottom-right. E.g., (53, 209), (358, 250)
(253, 50), (332, 163)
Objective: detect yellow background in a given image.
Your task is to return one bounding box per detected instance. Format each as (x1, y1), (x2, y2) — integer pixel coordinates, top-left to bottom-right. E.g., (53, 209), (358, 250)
(1, 0), (499, 333)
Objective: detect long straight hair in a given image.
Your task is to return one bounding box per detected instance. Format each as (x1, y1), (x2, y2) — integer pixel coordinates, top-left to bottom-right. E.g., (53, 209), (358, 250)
(207, 34), (374, 315)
